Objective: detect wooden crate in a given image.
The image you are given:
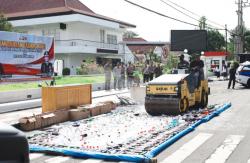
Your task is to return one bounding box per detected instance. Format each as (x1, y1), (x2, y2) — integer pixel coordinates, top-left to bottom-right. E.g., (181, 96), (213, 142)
(42, 84), (92, 113)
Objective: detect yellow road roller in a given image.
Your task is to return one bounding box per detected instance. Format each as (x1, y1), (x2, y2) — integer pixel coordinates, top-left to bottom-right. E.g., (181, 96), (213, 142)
(145, 73), (209, 115)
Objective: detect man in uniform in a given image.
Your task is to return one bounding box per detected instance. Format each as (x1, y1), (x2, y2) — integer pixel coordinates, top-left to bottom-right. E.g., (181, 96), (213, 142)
(178, 54), (189, 69)
(104, 60), (112, 90)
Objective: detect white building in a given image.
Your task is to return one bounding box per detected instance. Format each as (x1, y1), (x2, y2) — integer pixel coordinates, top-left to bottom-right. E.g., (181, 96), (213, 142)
(1, 0), (136, 75)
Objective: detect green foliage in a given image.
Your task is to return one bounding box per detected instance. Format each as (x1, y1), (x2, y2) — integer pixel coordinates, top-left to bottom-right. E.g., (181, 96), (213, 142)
(0, 75), (105, 92)
(77, 58), (104, 75)
(163, 53), (178, 74)
(62, 67), (70, 76)
(123, 31), (138, 38)
(207, 30), (225, 51)
(147, 51), (161, 63)
(198, 16), (225, 52)
(244, 30), (250, 52)
(227, 40), (235, 60)
(229, 26), (250, 54)
(0, 13), (13, 31)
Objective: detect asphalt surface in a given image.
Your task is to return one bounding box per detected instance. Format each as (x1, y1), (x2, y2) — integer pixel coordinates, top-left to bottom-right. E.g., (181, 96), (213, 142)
(157, 80), (250, 163)
(1, 81), (250, 163)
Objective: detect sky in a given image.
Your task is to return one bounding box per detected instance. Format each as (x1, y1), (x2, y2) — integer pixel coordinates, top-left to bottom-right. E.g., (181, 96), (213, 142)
(80, 0), (250, 42)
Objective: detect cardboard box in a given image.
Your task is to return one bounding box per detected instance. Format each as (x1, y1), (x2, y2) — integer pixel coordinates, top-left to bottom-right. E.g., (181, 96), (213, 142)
(41, 113), (55, 128)
(78, 104), (101, 117)
(54, 109), (69, 123)
(99, 101), (116, 110)
(19, 117), (36, 131)
(69, 109), (90, 121)
(19, 115), (42, 131)
(100, 103), (112, 114)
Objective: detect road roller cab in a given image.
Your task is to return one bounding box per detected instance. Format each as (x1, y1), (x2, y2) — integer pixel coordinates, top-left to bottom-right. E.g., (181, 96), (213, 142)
(145, 73), (209, 115)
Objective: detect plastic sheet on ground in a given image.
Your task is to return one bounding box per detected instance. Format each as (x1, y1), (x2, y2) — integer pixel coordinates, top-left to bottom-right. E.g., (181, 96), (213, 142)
(28, 103), (231, 162)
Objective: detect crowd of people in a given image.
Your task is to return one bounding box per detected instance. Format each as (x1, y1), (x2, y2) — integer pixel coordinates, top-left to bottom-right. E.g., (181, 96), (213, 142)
(103, 60), (163, 90)
(103, 55), (240, 91)
(211, 62), (238, 89)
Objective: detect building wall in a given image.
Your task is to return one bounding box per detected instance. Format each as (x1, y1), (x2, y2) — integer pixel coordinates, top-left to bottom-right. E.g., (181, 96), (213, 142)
(14, 18), (133, 75)
(16, 22), (124, 43)
(56, 53), (99, 75)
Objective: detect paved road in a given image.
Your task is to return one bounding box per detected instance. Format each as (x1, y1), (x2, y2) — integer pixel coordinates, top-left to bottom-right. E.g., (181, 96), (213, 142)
(2, 81), (250, 163)
(156, 81), (250, 163)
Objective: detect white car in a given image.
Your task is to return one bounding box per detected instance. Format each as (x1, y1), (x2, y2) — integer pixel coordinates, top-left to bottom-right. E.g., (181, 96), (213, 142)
(236, 61), (250, 87)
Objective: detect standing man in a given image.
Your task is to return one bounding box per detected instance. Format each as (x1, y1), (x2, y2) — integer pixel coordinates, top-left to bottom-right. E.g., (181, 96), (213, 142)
(154, 63), (163, 78)
(113, 63), (121, 90)
(142, 63), (149, 83)
(148, 61), (155, 81)
(178, 54), (189, 69)
(104, 60), (112, 90)
(120, 62), (126, 89)
(126, 62), (134, 89)
(228, 63), (236, 89)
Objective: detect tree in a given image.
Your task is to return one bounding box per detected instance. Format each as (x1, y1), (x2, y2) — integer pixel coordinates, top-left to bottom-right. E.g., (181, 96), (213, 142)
(243, 30), (250, 52)
(199, 16), (207, 30)
(0, 13), (13, 31)
(198, 16), (225, 51)
(207, 30), (225, 51)
(123, 31), (138, 38)
(229, 26), (250, 54)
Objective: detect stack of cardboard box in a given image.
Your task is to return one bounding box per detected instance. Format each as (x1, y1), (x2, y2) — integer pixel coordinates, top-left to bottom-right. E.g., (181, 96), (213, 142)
(19, 101), (117, 131)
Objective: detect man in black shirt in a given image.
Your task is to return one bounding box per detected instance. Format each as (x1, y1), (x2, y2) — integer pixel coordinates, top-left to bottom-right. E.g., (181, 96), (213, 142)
(228, 63), (236, 89)
(178, 54), (189, 69)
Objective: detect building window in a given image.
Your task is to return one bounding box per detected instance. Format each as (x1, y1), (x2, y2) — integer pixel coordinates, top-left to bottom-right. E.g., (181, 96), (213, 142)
(107, 34), (117, 44)
(100, 30), (105, 43)
(42, 29), (60, 40)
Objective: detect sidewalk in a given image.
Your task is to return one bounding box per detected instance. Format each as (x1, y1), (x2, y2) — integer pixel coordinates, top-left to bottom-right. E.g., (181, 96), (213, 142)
(208, 76), (229, 82)
(0, 89), (130, 125)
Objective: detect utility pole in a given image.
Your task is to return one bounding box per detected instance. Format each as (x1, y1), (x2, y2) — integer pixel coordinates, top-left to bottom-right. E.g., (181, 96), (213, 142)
(235, 0), (250, 56)
(225, 24), (228, 55)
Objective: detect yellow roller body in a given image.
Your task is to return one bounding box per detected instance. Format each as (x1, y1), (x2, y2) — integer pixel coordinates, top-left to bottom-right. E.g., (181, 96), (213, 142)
(145, 74), (208, 115)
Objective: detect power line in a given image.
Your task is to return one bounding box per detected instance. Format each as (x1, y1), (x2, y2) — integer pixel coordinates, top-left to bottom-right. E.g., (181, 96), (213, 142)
(124, 0), (199, 27)
(159, 0), (222, 30)
(124, 0), (240, 37)
(159, 0), (200, 23)
(160, 0), (225, 28)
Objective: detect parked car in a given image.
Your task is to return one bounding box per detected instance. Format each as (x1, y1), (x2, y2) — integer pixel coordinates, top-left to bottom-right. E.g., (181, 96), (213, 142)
(236, 61), (250, 87)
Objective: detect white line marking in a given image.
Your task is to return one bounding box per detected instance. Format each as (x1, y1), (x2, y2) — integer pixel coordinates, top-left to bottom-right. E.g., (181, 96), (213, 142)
(44, 156), (70, 163)
(29, 153), (44, 160)
(79, 159), (103, 163)
(161, 133), (213, 163)
(205, 135), (244, 163)
(247, 158), (250, 163)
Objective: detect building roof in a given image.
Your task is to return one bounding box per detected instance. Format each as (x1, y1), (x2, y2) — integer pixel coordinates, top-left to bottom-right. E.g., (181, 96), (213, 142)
(122, 37), (169, 55)
(129, 45), (156, 54)
(204, 51), (228, 57)
(123, 37), (147, 42)
(0, 0), (136, 28)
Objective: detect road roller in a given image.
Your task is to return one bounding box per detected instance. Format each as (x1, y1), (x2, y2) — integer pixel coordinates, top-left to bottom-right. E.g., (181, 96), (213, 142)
(145, 73), (209, 115)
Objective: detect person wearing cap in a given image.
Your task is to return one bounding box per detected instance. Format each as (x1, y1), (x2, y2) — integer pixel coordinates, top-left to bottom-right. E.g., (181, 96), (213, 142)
(178, 54), (189, 69)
